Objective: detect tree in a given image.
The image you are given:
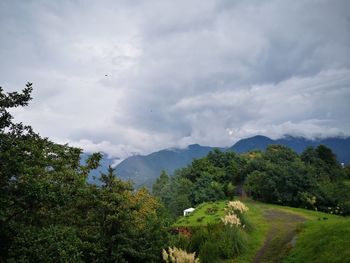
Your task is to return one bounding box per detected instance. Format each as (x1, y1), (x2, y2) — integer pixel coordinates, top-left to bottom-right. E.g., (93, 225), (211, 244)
(191, 172), (225, 204)
(0, 84), (170, 262)
(152, 170), (171, 207)
(168, 176), (193, 216)
(0, 83), (99, 261)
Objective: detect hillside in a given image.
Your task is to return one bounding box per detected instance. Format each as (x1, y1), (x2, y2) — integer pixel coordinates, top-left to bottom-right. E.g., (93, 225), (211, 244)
(115, 144), (214, 188)
(87, 135), (350, 187)
(173, 199), (350, 263)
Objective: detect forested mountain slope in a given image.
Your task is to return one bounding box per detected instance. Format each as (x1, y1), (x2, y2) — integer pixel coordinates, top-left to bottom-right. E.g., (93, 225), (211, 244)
(99, 135), (350, 187)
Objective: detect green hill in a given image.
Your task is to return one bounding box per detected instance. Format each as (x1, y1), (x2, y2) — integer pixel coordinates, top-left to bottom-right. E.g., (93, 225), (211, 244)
(173, 199), (350, 263)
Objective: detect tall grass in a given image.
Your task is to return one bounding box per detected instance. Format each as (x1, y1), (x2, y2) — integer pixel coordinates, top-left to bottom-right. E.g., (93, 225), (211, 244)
(188, 224), (246, 263)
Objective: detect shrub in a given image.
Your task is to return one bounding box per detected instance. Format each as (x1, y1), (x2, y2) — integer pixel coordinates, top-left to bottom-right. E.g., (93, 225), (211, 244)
(222, 200), (252, 231)
(198, 241), (221, 263)
(205, 206), (218, 215)
(192, 223), (247, 262)
(237, 212), (253, 232)
(221, 213), (241, 227)
(196, 216), (205, 222)
(197, 225), (246, 262)
(162, 247), (200, 263)
(169, 234), (190, 251)
(220, 226), (246, 257)
(227, 201), (249, 214)
(189, 228), (209, 252)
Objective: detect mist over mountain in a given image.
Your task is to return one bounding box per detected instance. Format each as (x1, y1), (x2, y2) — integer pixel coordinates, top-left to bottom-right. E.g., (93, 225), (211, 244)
(228, 135), (350, 164)
(87, 135), (350, 188)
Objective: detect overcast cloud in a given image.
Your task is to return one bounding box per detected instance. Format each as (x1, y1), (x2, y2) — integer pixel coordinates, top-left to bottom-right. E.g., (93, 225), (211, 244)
(1, 0), (350, 161)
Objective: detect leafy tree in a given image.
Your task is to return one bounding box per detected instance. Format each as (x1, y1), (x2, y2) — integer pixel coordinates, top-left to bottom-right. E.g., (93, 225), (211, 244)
(153, 170), (171, 207)
(191, 172), (225, 204)
(263, 144), (299, 164)
(301, 145), (344, 181)
(0, 84), (170, 262)
(168, 176), (193, 216)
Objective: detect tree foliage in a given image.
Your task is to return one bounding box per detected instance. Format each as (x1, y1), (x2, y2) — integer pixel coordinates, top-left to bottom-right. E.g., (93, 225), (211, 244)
(154, 143), (350, 217)
(0, 84), (169, 262)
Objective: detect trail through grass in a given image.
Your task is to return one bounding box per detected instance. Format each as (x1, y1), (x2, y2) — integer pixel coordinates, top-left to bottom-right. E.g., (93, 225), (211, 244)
(237, 200), (350, 263)
(251, 209), (305, 263)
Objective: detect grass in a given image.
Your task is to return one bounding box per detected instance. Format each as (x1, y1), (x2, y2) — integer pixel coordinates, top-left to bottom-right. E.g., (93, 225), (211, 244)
(241, 200), (350, 263)
(283, 217), (350, 263)
(254, 201), (340, 221)
(173, 199), (270, 263)
(172, 198), (350, 263)
(232, 199), (269, 263)
(173, 200), (228, 227)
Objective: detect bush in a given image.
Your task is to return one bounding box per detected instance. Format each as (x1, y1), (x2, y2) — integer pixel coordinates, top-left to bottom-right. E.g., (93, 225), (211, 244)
(189, 223), (247, 263)
(198, 226), (246, 263)
(205, 206), (219, 215)
(222, 200), (253, 231)
(162, 247), (200, 263)
(196, 216), (205, 222)
(189, 228), (209, 252)
(169, 234), (190, 251)
(220, 226), (246, 257)
(199, 240), (221, 263)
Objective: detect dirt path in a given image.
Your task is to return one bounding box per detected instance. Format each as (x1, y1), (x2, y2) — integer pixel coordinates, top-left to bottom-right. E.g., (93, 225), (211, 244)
(252, 209), (306, 263)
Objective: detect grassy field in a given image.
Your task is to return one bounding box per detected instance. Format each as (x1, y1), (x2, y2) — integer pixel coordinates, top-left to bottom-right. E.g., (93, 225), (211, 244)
(173, 200), (228, 227)
(173, 198), (350, 263)
(238, 200), (350, 263)
(283, 216), (350, 263)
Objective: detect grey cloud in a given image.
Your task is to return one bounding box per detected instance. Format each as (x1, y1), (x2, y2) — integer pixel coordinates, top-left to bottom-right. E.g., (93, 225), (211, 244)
(1, 0), (350, 159)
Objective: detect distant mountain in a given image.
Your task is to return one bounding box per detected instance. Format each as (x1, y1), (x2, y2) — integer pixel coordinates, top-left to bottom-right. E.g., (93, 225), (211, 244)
(115, 144), (214, 188)
(228, 135), (274, 153)
(87, 135), (350, 188)
(227, 135), (350, 164)
(81, 153), (116, 185)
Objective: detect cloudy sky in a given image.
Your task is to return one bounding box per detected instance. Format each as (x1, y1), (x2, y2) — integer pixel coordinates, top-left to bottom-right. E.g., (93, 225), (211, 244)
(1, 0), (350, 160)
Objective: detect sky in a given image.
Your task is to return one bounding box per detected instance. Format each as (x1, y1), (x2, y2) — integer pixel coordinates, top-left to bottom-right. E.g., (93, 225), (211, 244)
(1, 0), (350, 161)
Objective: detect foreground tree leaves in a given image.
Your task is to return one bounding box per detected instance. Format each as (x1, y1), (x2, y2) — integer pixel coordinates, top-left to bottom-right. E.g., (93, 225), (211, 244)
(0, 84), (169, 262)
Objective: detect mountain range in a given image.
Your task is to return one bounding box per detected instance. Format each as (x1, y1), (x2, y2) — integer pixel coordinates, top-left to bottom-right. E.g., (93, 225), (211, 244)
(87, 135), (350, 188)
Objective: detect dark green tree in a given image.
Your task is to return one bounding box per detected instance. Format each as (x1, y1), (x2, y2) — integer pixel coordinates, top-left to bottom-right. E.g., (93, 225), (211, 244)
(0, 83), (100, 262)
(0, 84), (170, 262)
(191, 172), (225, 204)
(152, 170), (171, 207)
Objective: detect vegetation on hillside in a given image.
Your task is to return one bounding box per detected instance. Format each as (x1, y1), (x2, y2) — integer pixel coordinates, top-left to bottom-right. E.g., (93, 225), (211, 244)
(153, 146), (350, 218)
(172, 199), (350, 263)
(170, 201), (250, 263)
(151, 138), (350, 262)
